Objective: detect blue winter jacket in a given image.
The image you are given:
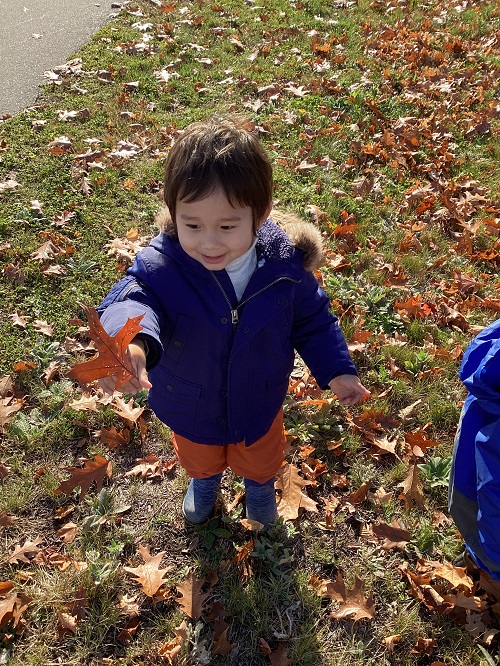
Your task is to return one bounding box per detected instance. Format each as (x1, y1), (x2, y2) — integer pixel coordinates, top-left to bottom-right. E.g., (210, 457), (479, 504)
(449, 319), (500, 579)
(98, 219), (357, 446)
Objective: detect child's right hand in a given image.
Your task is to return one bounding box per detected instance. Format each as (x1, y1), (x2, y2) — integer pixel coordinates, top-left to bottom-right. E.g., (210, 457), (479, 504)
(98, 339), (152, 395)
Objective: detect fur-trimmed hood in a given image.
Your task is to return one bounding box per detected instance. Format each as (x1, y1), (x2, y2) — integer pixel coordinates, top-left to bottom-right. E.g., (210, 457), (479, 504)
(155, 207), (324, 273)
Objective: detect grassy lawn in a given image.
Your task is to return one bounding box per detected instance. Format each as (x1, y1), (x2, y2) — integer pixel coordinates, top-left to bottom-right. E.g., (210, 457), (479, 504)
(1, 0), (500, 664)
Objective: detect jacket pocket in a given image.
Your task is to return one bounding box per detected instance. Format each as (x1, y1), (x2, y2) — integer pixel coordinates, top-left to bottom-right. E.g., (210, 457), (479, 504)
(150, 366), (202, 426)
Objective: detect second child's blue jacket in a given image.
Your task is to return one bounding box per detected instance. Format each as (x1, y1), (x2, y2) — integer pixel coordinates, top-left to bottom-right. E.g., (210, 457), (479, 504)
(98, 218), (357, 446)
(449, 319), (500, 579)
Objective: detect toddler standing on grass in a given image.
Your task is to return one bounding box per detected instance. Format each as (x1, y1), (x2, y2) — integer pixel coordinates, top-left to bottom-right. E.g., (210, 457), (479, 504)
(97, 116), (370, 527)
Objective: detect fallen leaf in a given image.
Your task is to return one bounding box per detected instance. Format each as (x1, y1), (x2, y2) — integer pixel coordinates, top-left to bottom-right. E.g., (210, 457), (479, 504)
(372, 519), (411, 550)
(411, 637), (436, 654)
(56, 522), (78, 544)
(329, 573), (376, 621)
(8, 537), (43, 564)
(397, 463), (427, 510)
(0, 396), (23, 430)
(54, 455), (112, 501)
(125, 454), (162, 480)
(383, 634), (402, 652)
(275, 463), (318, 520)
(0, 582), (31, 630)
(269, 643), (291, 666)
(95, 425), (131, 449)
(0, 511), (17, 528)
(176, 570), (210, 620)
(124, 545), (170, 597)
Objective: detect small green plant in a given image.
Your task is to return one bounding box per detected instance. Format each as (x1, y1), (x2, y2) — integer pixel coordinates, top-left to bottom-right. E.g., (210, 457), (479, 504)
(81, 487), (131, 531)
(67, 256), (99, 276)
(361, 285), (405, 335)
(417, 456), (452, 489)
(251, 533), (294, 577)
(404, 350), (432, 376)
(30, 340), (61, 370)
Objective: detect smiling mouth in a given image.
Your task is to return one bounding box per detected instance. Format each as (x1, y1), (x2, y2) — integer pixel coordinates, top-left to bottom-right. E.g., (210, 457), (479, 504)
(202, 254), (226, 264)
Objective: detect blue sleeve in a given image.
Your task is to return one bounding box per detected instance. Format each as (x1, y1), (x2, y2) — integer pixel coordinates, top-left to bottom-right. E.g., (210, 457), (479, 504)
(475, 415), (500, 568)
(97, 255), (165, 370)
(291, 270), (357, 389)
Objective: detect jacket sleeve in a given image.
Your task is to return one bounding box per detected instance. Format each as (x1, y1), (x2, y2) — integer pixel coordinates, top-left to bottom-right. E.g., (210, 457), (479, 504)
(475, 415), (500, 570)
(97, 254), (165, 370)
(291, 269), (357, 389)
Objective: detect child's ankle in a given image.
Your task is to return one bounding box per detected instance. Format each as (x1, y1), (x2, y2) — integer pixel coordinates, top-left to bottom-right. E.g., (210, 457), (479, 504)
(182, 474), (222, 523)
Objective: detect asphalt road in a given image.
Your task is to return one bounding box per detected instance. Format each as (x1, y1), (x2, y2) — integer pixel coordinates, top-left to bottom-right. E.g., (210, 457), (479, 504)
(0, 0), (115, 116)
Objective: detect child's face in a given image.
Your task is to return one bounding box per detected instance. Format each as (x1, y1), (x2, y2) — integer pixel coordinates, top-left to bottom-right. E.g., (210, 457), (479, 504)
(176, 187), (267, 271)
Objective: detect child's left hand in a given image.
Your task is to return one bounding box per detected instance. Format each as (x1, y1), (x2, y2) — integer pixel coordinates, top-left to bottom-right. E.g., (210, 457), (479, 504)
(329, 374), (371, 406)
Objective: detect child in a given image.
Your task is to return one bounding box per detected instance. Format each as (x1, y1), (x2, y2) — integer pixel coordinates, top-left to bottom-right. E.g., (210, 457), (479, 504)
(98, 116), (370, 527)
(449, 319), (500, 579)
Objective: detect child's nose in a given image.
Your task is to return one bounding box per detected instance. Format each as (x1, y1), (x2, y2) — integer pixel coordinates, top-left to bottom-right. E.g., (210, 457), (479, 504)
(202, 230), (220, 249)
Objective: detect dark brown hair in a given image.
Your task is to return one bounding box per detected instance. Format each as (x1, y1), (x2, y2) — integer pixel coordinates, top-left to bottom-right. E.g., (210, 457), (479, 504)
(163, 116), (273, 233)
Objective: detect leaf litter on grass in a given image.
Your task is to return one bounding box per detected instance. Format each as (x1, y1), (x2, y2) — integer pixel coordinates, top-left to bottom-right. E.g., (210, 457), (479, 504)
(0, 0), (500, 664)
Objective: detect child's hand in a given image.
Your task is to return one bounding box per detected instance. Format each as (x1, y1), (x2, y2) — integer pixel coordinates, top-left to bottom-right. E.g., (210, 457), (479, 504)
(329, 374), (371, 406)
(98, 339), (152, 395)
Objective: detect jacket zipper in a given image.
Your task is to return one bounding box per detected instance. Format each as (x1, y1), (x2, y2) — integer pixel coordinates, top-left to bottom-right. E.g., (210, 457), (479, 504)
(210, 273), (300, 324)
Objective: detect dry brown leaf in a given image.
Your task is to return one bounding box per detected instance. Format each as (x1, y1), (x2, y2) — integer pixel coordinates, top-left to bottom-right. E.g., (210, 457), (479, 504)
(68, 393), (99, 412)
(125, 454), (162, 480)
(411, 637), (436, 654)
(0, 511), (17, 528)
(8, 537), (43, 564)
(0, 395), (23, 430)
(55, 455), (112, 501)
(0, 583), (30, 631)
(240, 518), (264, 532)
(124, 544), (170, 597)
(56, 522), (78, 544)
(432, 561), (474, 593)
(118, 593), (141, 618)
(372, 519), (411, 550)
(397, 463), (427, 510)
(384, 634), (402, 652)
(111, 395), (145, 424)
(275, 463), (318, 520)
(269, 643), (292, 666)
(329, 573), (376, 621)
(117, 616), (141, 644)
(212, 627), (233, 656)
(176, 570), (210, 620)
(95, 425), (130, 450)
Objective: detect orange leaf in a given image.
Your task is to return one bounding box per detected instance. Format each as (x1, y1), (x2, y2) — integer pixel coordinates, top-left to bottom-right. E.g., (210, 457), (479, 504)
(54, 455), (112, 501)
(68, 305), (144, 389)
(95, 425), (131, 450)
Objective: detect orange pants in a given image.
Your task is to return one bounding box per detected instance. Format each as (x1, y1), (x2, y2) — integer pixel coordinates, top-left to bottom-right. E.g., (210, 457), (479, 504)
(172, 409), (286, 484)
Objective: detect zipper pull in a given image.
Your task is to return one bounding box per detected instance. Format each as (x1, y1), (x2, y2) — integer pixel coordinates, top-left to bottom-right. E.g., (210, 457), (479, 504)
(231, 309), (239, 324)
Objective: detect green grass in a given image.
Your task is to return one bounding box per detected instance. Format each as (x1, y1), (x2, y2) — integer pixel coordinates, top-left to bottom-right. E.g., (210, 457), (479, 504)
(1, 0), (500, 664)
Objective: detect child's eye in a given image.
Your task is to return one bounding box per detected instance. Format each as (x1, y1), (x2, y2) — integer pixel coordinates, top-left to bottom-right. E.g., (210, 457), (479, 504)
(186, 224), (200, 230)
(220, 225), (236, 231)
